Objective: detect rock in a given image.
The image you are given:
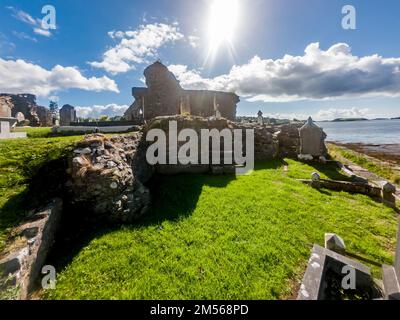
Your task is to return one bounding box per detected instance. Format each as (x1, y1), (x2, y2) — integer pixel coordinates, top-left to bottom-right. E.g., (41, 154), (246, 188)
(319, 156), (327, 164)
(74, 147), (92, 155)
(311, 172), (321, 182)
(325, 233), (346, 253)
(379, 181), (396, 194)
(0, 253), (21, 277)
(298, 154), (314, 161)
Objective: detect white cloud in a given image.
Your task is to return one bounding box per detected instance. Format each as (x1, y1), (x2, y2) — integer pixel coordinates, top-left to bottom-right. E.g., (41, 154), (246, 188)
(7, 7), (53, 38)
(12, 31), (37, 42)
(89, 23), (184, 74)
(315, 107), (372, 121)
(8, 7), (36, 25)
(188, 35), (200, 48)
(169, 42), (400, 102)
(0, 58), (119, 97)
(33, 28), (52, 37)
(75, 104), (129, 118)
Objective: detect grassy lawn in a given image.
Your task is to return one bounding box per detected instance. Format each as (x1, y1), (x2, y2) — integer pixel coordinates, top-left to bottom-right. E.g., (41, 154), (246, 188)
(0, 132), (83, 253)
(14, 127), (53, 138)
(46, 160), (398, 300)
(1, 131), (398, 300)
(328, 143), (400, 185)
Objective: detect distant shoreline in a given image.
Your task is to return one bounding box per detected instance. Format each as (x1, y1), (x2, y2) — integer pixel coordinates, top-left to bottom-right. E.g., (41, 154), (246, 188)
(330, 141), (400, 164)
(319, 117), (400, 122)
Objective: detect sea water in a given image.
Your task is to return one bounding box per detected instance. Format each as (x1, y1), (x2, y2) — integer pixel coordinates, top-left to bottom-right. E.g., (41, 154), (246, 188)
(317, 119), (400, 144)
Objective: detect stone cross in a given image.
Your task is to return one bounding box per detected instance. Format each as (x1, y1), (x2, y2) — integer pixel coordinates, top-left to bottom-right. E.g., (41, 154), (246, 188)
(213, 94), (221, 119)
(257, 110), (263, 125)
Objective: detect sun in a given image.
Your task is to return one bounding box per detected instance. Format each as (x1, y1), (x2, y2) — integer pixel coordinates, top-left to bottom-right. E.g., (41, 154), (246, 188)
(207, 0), (240, 50)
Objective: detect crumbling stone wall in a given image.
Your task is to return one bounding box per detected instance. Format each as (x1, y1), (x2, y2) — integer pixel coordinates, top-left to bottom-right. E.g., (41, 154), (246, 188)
(124, 62), (239, 122)
(276, 124), (302, 158)
(0, 94), (52, 127)
(0, 96), (13, 117)
(68, 133), (153, 222)
(37, 106), (53, 127)
(67, 116), (324, 222)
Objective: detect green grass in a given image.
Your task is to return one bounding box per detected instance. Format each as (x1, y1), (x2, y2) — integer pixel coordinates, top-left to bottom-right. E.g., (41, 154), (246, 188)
(328, 143), (400, 185)
(46, 160), (398, 300)
(0, 134), (82, 253)
(14, 127), (53, 138)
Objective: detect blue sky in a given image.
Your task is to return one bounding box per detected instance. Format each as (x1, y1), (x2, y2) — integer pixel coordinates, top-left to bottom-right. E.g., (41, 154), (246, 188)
(1, 0), (400, 120)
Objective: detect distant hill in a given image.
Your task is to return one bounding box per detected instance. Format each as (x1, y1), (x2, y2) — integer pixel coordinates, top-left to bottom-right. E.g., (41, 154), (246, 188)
(331, 118), (369, 122)
(391, 117), (400, 120)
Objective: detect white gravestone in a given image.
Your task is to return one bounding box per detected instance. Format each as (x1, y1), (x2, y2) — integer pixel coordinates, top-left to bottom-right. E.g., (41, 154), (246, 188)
(0, 118), (27, 139)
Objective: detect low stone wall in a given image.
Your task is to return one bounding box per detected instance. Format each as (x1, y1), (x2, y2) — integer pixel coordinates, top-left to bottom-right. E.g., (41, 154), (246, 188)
(0, 199), (62, 299)
(276, 124), (302, 158)
(54, 125), (139, 134)
(299, 178), (385, 199)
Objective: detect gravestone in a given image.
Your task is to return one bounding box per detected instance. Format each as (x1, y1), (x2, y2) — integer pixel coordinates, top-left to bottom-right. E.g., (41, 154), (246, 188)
(382, 219), (400, 300)
(0, 117), (27, 139)
(60, 104), (77, 126)
(299, 117), (327, 157)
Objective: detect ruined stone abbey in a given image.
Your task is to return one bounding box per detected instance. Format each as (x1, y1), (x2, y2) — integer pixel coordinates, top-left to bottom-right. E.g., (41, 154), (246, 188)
(124, 61), (239, 122)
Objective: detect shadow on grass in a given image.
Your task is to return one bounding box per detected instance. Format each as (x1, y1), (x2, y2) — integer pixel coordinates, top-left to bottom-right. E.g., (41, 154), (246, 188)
(46, 171), (236, 271)
(47, 160), (288, 271)
(306, 161), (352, 181)
(0, 155), (72, 252)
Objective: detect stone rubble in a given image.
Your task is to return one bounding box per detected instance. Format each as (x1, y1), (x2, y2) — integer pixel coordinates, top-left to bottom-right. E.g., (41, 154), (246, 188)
(68, 133), (153, 223)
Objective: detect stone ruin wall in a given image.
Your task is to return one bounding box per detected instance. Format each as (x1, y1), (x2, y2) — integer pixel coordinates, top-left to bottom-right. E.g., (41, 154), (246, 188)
(0, 94), (52, 127)
(68, 116), (306, 222)
(0, 96), (13, 118)
(124, 62), (239, 122)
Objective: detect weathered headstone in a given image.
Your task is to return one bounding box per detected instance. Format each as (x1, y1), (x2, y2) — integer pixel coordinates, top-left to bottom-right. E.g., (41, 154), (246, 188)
(299, 117), (327, 157)
(325, 233), (346, 253)
(60, 104), (77, 126)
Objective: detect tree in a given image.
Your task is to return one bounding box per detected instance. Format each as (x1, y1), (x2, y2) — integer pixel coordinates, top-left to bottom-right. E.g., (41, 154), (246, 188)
(49, 100), (59, 123)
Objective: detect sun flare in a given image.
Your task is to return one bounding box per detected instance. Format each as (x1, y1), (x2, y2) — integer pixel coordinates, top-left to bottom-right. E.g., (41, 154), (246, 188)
(207, 0), (240, 49)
